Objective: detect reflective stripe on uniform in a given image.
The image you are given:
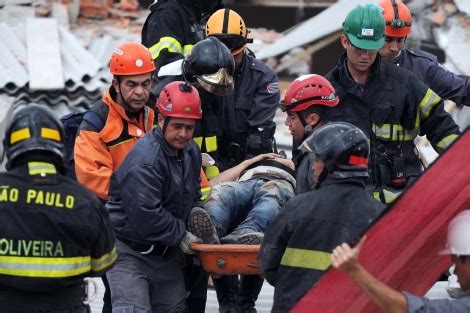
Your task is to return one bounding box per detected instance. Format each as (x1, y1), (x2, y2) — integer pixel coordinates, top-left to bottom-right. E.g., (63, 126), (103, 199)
(194, 137), (203, 149)
(372, 123), (417, 141)
(280, 247), (331, 271)
(0, 246), (117, 278)
(28, 162), (57, 175)
(205, 136), (217, 153)
(200, 186), (211, 201)
(148, 37), (183, 60)
(0, 255), (91, 278)
(183, 45), (193, 56)
(205, 165), (220, 180)
(419, 89), (441, 120)
(91, 246), (118, 272)
(436, 134), (459, 151)
(373, 189), (402, 204)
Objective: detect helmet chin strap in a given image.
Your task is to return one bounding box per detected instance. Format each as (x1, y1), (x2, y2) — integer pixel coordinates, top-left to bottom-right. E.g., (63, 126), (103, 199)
(314, 168), (328, 189)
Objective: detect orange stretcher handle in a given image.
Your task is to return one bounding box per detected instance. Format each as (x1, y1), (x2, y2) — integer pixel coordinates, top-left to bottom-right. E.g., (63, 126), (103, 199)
(191, 243), (261, 275)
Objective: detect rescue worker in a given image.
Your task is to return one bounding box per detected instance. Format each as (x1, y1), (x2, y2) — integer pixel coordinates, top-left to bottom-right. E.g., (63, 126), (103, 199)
(183, 36), (235, 182)
(281, 74), (339, 194)
(105, 81), (204, 312)
(378, 0), (470, 106)
(324, 4), (460, 204)
(205, 9), (280, 171)
(74, 42), (156, 312)
(0, 104), (117, 312)
(74, 41), (156, 202)
(141, 0), (224, 70)
(332, 210), (470, 313)
(259, 122), (385, 313)
(154, 36), (236, 313)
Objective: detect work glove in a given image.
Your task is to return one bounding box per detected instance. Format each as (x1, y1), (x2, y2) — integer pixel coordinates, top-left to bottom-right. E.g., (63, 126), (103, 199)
(179, 231), (202, 254)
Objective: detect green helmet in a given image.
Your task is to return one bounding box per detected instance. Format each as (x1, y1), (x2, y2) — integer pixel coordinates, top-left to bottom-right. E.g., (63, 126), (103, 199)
(343, 4), (385, 50)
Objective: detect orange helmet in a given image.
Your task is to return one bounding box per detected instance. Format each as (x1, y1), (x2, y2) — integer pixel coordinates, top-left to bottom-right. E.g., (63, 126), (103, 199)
(281, 74), (339, 112)
(109, 42), (156, 76)
(205, 9), (250, 56)
(379, 0), (412, 37)
(157, 81), (202, 120)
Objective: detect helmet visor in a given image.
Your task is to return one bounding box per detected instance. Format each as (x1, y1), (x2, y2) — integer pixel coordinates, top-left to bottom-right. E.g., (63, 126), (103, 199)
(196, 68), (234, 96)
(213, 35), (246, 53)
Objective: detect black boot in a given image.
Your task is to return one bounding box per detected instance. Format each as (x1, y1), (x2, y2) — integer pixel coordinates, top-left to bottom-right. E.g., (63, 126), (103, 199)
(213, 275), (240, 313)
(238, 275), (263, 313)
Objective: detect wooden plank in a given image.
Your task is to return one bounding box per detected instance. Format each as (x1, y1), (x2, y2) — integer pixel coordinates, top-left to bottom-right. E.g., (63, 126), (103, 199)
(26, 18), (64, 90)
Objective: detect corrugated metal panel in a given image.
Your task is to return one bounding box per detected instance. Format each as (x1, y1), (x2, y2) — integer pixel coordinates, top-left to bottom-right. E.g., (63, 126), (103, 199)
(0, 23), (28, 90)
(26, 18), (65, 90)
(256, 0), (378, 60)
(59, 25), (101, 83)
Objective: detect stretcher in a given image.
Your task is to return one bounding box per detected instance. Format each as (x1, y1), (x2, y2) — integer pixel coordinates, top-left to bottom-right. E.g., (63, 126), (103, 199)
(293, 130), (470, 312)
(191, 243), (261, 275)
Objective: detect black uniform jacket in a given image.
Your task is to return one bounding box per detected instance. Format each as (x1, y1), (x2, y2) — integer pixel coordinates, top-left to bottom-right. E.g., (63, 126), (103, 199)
(259, 176), (385, 312)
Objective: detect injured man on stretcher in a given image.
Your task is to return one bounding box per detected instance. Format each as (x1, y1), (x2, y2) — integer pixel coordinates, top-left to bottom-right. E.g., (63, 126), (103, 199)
(189, 153), (296, 245)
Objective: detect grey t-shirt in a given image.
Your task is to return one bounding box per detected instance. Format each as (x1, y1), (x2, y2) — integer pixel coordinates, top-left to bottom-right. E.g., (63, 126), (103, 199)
(404, 291), (470, 313)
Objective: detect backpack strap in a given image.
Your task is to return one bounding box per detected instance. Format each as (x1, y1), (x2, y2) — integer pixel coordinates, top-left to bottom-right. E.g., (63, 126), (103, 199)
(83, 111), (105, 132)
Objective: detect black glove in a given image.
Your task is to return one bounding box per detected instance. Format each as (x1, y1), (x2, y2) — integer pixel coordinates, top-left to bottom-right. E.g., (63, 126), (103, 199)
(179, 231), (202, 254)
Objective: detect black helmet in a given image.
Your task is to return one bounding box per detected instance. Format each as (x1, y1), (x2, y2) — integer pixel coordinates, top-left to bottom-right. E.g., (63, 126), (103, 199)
(180, 0), (220, 12)
(3, 104), (65, 170)
(182, 37), (235, 96)
(299, 122), (369, 178)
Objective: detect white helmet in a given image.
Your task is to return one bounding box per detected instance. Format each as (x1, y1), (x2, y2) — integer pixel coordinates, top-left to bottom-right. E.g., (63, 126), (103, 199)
(439, 210), (470, 256)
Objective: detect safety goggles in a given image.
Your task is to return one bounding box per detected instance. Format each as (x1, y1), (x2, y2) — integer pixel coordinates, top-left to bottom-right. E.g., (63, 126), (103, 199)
(197, 68), (234, 96)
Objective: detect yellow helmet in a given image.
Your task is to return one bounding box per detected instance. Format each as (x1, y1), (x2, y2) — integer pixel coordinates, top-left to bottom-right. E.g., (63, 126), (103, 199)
(205, 9), (250, 56)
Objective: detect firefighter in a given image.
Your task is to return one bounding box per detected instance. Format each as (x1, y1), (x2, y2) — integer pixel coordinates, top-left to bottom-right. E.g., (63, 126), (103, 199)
(205, 9), (280, 171)
(105, 81), (204, 312)
(324, 4), (460, 204)
(378, 0), (470, 106)
(259, 122), (385, 313)
(183, 36), (236, 182)
(141, 0), (224, 70)
(74, 41), (156, 202)
(281, 74), (339, 194)
(332, 210), (470, 313)
(0, 104), (117, 313)
(74, 42), (156, 312)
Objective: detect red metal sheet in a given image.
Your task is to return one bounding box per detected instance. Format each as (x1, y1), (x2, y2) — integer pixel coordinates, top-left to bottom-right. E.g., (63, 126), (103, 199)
(293, 130), (470, 313)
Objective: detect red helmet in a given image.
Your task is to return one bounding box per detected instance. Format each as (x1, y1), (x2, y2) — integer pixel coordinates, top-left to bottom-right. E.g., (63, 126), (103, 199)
(109, 42), (156, 76)
(281, 74), (339, 112)
(379, 0), (412, 37)
(157, 81), (202, 119)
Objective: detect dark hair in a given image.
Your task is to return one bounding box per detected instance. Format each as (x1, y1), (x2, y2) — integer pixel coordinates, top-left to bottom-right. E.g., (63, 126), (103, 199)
(300, 105), (326, 121)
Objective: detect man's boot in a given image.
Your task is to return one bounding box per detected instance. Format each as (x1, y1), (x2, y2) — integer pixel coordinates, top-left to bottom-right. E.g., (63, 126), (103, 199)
(213, 275), (240, 313)
(188, 207), (220, 244)
(238, 275), (264, 313)
(220, 228), (264, 245)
